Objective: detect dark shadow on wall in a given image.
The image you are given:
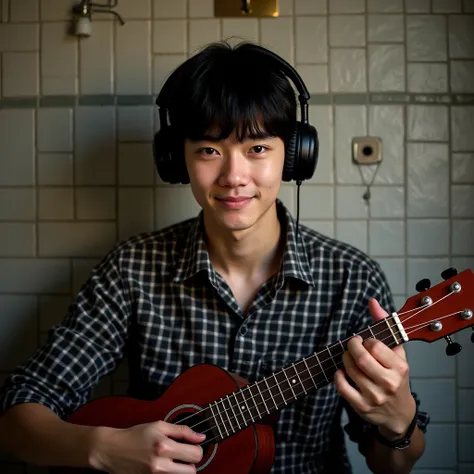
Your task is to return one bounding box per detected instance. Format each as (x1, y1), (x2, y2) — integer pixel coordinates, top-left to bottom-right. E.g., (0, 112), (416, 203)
(0, 133), (136, 473)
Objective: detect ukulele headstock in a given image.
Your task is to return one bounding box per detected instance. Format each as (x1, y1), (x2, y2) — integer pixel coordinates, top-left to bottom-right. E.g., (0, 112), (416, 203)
(396, 268), (474, 351)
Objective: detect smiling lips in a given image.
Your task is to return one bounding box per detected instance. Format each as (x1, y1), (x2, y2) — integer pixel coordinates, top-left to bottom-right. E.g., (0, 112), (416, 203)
(216, 196), (254, 209)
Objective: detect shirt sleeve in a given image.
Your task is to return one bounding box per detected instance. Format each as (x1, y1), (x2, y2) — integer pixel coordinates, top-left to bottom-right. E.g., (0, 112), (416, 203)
(341, 260), (431, 445)
(0, 249), (131, 419)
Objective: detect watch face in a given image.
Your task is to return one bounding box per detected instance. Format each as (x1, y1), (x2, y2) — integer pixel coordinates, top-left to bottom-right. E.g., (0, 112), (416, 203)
(394, 440), (411, 450)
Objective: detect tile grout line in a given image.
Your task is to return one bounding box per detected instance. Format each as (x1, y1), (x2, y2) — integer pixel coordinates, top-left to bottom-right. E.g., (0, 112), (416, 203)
(364, 0), (371, 256)
(444, 8), (460, 473)
(402, 0), (409, 327)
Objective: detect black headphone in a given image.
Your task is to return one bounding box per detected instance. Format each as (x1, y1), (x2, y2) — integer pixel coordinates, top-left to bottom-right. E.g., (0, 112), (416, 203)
(153, 44), (319, 185)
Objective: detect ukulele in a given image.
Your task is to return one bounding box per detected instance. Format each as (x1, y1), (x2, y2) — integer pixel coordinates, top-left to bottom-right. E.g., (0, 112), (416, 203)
(51, 267), (474, 474)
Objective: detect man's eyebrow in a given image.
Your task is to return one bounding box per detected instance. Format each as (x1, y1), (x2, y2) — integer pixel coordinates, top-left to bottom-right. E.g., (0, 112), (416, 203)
(193, 132), (276, 143)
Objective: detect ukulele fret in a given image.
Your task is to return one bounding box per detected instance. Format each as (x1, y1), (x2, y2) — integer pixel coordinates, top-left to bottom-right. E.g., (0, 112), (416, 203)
(273, 373), (287, 406)
(314, 352), (328, 383)
(338, 340), (345, 354)
(216, 398), (230, 437)
(255, 380), (270, 414)
(209, 402), (224, 440)
(263, 377), (278, 411)
(303, 356), (317, 389)
(232, 392), (246, 428)
(245, 384), (261, 420)
(241, 388), (255, 423)
(226, 394), (240, 431)
(326, 346), (337, 370)
(221, 395), (236, 434)
(234, 390), (253, 427)
(282, 367), (297, 400)
(384, 317), (399, 345)
(293, 362), (307, 395)
(283, 363), (306, 398)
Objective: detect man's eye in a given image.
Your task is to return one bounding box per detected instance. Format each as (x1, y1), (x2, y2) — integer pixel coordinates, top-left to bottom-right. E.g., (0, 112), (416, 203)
(251, 145), (267, 154)
(200, 147), (217, 155)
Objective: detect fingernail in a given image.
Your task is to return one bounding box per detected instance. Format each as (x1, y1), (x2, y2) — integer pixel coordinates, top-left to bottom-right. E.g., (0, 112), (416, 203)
(195, 432), (206, 438)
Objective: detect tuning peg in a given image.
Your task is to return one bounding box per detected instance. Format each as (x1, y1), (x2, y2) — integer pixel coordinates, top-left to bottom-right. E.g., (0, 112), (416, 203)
(445, 336), (462, 356)
(415, 278), (431, 293)
(441, 267), (458, 280)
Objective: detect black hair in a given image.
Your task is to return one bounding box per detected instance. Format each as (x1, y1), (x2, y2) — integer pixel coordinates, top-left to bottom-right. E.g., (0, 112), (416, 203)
(160, 40), (297, 145)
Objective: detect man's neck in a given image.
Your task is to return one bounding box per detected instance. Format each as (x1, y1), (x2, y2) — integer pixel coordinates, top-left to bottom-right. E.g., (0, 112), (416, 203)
(203, 203), (284, 281)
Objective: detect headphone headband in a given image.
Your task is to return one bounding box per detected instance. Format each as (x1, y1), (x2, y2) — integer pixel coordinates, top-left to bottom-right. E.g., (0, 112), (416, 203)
(244, 45), (310, 124)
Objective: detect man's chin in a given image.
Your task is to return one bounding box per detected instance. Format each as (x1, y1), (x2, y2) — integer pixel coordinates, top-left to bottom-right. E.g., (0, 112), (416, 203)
(218, 216), (254, 232)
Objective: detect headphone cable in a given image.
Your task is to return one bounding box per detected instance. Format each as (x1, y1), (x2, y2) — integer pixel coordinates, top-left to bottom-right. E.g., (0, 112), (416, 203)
(296, 180), (302, 241)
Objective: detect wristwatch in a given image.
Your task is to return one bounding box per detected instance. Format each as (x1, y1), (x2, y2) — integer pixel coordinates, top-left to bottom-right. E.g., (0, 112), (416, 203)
(375, 411), (418, 451)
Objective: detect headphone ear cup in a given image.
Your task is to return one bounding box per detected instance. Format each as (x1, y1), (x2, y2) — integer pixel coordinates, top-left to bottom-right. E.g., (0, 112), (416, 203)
(153, 128), (173, 183)
(283, 128), (298, 182)
(293, 122), (319, 182)
(153, 128), (190, 184)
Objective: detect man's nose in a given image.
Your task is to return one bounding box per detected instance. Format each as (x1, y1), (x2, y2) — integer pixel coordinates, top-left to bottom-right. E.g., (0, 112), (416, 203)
(218, 152), (249, 187)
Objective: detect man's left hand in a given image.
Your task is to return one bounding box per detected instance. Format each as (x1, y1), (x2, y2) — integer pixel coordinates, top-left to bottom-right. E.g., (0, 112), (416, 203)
(334, 298), (416, 439)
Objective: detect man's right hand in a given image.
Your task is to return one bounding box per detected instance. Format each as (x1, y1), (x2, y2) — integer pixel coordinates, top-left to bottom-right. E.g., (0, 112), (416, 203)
(90, 420), (206, 474)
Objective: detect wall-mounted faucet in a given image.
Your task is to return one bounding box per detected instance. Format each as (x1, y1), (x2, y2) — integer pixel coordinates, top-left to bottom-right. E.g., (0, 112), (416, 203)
(72, 0), (125, 37)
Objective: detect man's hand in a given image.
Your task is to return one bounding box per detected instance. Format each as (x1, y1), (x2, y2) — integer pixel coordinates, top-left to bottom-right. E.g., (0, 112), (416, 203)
(334, 298), (416, 439)
(90, 420), (206, 474)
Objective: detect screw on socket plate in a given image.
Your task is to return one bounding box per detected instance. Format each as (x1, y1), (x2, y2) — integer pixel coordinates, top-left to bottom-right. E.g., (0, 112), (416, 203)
(352, 137), (383, 165)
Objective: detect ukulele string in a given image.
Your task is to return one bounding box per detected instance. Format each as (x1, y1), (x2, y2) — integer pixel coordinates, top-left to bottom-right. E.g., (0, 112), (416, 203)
(396, 290), (455, 325)
(177, 296), (460, 443)
(195, 308), (464, 448)
(171, 313), (402, 428)
(178, 290), (457, 439)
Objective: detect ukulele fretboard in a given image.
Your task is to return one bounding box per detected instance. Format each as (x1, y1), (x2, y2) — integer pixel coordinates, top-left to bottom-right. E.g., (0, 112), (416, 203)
(206, 315), (402, 442)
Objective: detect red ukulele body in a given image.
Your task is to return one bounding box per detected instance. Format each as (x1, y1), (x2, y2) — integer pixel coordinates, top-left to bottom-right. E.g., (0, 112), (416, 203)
(52, 364), (276, 474)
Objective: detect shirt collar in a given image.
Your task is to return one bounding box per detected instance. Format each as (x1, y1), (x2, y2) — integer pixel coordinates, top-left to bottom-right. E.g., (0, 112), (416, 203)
(276, 200), (315, 287)
(173, 199), (314, 287)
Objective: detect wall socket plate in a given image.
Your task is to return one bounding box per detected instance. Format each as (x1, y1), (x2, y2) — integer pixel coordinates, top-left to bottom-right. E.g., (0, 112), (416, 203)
(352, 137), (383, 165)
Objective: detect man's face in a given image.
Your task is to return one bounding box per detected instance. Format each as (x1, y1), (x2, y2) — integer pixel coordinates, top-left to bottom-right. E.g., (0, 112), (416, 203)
(184, 128), (285, 233)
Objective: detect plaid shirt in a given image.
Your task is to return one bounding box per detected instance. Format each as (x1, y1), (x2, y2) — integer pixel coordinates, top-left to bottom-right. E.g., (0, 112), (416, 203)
(0, 200), (429, 473)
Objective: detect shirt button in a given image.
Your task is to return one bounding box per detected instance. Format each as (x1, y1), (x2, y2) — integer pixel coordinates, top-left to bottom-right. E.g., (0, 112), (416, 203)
(240, 326), (248, 336)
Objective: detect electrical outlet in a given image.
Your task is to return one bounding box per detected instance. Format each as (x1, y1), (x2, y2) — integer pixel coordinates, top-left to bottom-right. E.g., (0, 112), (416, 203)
(352, 137), (382, 165)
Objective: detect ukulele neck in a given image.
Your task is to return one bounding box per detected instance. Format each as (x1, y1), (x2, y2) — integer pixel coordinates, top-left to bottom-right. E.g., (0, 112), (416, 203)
(207, 314), (406, 442)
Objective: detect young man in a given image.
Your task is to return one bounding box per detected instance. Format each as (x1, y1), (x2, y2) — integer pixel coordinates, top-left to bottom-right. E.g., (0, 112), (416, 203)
(0, 41), (428, 474)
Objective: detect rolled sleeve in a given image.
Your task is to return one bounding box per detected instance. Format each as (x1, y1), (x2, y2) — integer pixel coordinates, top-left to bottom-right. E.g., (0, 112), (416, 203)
(0, 249), (130, 419)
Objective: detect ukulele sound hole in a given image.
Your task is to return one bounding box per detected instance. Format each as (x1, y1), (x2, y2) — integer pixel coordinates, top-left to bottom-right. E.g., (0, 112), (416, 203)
(172, 411), (215, 460)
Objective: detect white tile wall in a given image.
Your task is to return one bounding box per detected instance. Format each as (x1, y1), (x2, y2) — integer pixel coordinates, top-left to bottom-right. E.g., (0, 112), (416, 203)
(369, 105), (404, 184)
(2, 52), (39, 97)
(37, 109), (73, 152)
(408, 63), (449, 93)
(75, 107), (116, 185)
(79, 21), (114, 95)
(0, 110), (35, 185)
(41, 23), (78, 95)
(0, 1), (473, 473)
(117, 21), (152, 94)
(407, 15), (447, 62)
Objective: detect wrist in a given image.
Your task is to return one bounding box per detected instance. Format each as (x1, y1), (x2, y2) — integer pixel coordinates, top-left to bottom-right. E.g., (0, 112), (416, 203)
(376, 402), (418, 451)
(378, 422), (411, 442)
(88, 426), (119, 471)
(378, 397), (417, 440)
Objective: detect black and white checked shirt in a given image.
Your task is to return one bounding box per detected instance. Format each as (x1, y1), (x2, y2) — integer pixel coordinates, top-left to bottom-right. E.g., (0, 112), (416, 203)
(0, 200), (429, 473)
